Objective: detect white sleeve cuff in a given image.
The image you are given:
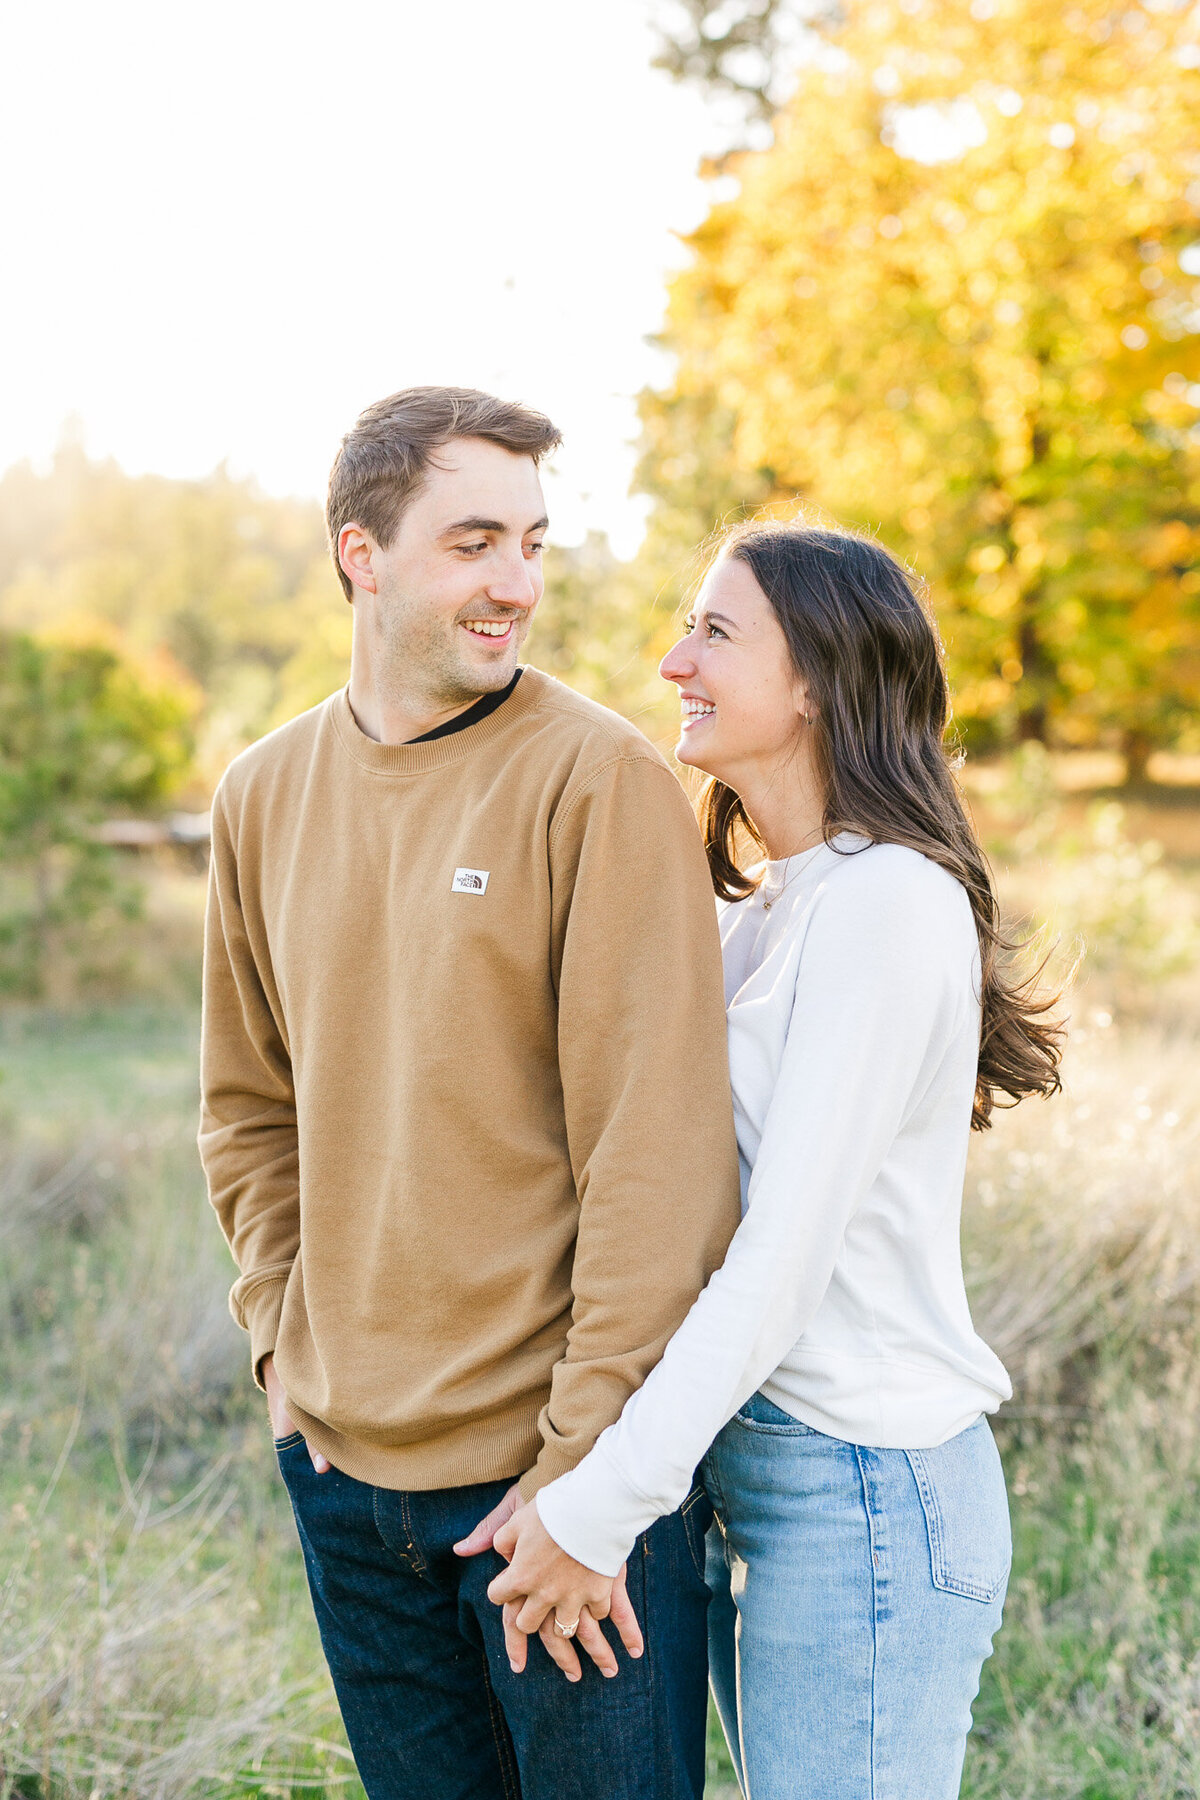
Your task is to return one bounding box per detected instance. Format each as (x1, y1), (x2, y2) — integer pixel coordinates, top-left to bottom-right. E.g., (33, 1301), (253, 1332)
(534, 1437), (663, 1578)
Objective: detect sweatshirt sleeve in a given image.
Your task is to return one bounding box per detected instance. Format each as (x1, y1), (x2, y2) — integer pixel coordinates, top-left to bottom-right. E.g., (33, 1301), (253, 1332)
(517, 754), (741, 1500)
(198, 786), (301, 1386)
(535, 856), (972, 1572)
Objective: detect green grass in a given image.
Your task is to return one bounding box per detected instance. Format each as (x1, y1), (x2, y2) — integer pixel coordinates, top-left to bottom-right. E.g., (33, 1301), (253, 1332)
(0, 1002), (199, 1131)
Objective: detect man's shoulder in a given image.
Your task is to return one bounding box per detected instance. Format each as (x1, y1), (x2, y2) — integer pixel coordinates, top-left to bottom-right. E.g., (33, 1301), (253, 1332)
(522, 668), (669, 777)
(214, 694), (334, 815)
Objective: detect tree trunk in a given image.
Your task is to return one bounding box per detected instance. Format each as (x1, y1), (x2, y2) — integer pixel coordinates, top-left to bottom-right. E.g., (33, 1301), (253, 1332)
(1122, 728), (1155, 785)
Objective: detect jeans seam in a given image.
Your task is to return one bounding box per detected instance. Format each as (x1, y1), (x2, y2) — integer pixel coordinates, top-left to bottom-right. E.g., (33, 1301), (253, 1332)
(853, 1446), (880, 1800)
(731, 1417), (814, 1437)
(481, 1651), (521, 1800)
(680, 1483), (711, 1583)
(701, 1454), (729, 1529)
(906, 1450), (946, 1580)
(638, 1535), (665, 1796)
(371, 1485), (425, 1576)
(397, 1489), (427, 1576)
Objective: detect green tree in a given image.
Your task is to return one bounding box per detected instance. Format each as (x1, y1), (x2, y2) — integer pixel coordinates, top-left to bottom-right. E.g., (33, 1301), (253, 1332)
(642, 0), (1200, 765)
(0, 443), (343, 776)
(0, 631), (195, 995)
(529, 534), (675, 736)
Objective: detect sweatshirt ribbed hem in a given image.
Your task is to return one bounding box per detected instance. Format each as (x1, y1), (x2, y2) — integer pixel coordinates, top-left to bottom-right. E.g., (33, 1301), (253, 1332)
(516, 1439), (589, 1503)
(284, 1394), (550, 1494)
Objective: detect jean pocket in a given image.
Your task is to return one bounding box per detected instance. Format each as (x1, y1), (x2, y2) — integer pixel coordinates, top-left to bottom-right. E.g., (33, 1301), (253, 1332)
(734, 1391), (816, 1435)
(906, 1420), (1011, 1604)
(680, 1480), (714, 1582)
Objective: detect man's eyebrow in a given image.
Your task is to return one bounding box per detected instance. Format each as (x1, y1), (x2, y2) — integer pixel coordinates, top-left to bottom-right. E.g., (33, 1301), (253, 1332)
(438, 515), (550, 538)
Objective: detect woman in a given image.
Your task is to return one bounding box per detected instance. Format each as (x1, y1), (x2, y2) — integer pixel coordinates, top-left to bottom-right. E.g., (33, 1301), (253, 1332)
(485, 522), (1062, 1798)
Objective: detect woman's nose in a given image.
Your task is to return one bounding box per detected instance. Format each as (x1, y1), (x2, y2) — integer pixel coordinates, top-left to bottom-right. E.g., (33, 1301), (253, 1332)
(659, 638), (695, 684)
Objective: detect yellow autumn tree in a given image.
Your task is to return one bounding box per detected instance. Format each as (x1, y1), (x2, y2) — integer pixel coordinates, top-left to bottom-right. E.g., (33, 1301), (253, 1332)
(640, 0), (1200, 766)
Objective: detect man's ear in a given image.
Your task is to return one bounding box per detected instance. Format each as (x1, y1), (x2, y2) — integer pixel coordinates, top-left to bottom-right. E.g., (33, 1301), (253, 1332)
(338, 524), (378, 597)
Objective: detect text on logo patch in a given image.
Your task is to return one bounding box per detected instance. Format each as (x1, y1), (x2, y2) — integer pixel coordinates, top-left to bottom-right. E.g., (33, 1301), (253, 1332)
(452, 867), (490, 895)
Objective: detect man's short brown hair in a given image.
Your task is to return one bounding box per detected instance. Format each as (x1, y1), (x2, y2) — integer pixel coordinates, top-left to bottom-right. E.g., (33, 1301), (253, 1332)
(326, 386), (563, 600)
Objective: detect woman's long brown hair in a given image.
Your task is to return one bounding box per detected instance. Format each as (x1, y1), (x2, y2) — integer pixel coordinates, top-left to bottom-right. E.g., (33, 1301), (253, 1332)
(699, 521), (1064, 1131)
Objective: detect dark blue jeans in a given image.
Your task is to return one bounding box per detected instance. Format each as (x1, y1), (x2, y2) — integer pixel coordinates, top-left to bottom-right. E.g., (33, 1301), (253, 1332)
(276, 1436), (712, 1800)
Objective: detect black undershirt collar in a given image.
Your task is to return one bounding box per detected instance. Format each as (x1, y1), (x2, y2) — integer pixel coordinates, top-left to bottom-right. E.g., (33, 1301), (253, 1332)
(405, 668), (524, 744)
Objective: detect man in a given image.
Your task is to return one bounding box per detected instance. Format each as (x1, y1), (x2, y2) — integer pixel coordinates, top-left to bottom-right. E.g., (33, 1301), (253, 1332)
(199, 386), (740, 1800)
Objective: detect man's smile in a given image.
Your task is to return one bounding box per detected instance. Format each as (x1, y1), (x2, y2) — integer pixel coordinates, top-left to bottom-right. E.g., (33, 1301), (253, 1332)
(461, 619), (517, 642)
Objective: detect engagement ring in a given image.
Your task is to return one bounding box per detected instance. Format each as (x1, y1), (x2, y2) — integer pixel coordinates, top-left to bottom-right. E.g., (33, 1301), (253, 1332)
(553, 1616), (580, 1638)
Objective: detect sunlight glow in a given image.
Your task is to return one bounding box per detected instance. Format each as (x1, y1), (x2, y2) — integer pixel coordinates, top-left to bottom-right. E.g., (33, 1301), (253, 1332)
(0, 0), (716, 555)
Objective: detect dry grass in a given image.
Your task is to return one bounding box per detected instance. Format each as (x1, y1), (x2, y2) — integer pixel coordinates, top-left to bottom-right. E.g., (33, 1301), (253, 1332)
(0, 1099), (360, 1800)
(1, 778), (1198, 1798)
(966, 1018), (1200, 1406)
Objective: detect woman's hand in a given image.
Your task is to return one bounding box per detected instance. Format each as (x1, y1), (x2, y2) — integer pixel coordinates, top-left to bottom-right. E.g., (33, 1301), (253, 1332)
(485, 1500), (644, 1680)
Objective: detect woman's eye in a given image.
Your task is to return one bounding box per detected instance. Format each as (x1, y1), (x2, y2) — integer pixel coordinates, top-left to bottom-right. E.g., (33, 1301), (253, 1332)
(706, 621), (727, 639)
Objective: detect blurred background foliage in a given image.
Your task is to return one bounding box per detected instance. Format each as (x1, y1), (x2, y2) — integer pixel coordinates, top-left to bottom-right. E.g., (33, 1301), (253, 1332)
(643, 0), (1200, 762)
(0, 0), (1196, 807)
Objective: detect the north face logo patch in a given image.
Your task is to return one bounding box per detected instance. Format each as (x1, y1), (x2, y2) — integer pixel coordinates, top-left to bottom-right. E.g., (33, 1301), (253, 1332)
(451, 868), (490, 895)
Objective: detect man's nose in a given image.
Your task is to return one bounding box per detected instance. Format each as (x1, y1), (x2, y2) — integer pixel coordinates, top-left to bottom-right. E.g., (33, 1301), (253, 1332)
(486, 552), (539, 608)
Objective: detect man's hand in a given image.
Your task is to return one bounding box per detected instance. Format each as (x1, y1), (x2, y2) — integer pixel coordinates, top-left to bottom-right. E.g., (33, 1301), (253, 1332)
(262, 1353), (331, 1473)
(484, 1499), (643, 1681)
(453, 1483), (523, 1558)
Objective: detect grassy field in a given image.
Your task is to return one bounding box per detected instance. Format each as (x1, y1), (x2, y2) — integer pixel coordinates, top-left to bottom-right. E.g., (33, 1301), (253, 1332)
(1, 768), (1198, 1799)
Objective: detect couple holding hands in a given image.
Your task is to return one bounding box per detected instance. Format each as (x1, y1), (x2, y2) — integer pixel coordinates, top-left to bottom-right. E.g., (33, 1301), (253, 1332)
(199, 386), (1060, 1800)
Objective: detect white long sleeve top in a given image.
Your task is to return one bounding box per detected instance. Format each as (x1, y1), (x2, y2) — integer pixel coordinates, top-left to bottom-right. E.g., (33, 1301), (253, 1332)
(535, 834), (1013, 1577)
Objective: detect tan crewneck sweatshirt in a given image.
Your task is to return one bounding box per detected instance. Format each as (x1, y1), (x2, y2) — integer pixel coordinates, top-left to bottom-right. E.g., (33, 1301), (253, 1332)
(199, 668), (740, 1497)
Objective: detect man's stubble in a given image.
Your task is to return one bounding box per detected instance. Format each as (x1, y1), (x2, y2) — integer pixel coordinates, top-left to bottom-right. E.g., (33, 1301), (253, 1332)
(370, 573), (531, 716)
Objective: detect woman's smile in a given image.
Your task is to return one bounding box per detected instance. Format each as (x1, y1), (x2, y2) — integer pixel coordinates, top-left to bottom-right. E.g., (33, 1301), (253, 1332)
(680, 693), (716, 729)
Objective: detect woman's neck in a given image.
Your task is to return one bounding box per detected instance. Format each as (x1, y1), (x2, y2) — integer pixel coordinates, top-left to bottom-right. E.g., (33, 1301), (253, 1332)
(733, 759), (826, 863)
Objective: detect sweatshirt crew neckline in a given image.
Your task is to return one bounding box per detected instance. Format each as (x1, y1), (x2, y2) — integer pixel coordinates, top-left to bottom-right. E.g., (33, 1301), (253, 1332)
(330, 665), (546, 775)
(406, 668), (524, 743)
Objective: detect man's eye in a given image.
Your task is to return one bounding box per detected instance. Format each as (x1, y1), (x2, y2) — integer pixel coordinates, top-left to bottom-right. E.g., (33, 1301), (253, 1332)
(525, 541), (545, 557)
(457, 542), (488, 556)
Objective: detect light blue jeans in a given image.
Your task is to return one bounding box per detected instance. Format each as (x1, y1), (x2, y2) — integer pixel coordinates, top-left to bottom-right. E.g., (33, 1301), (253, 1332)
(703, 1394), (1010, 1800)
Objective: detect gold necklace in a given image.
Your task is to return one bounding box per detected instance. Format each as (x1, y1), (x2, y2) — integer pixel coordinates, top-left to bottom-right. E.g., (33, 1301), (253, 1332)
(760, 836), (824, 911)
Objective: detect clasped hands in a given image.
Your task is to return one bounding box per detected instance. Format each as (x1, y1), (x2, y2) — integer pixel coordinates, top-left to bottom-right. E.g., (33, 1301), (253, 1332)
(263, 1362), (641, 1682)
(454, 1487), (643, 1682)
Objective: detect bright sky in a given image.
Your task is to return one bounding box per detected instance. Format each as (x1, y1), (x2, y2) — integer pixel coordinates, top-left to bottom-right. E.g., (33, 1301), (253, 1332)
(0, 0), (719, 555)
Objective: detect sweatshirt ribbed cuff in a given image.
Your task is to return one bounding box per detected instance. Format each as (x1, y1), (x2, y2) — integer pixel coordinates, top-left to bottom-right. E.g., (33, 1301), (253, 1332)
(516, 1439), (581, 1505)
(234, 1273), (291, 1390)
(533, 1440), (660, 1578)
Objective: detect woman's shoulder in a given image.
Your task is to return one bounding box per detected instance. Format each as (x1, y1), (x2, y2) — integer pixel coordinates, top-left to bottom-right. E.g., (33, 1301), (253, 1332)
(815, 837), (975, 944)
